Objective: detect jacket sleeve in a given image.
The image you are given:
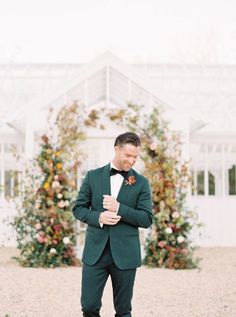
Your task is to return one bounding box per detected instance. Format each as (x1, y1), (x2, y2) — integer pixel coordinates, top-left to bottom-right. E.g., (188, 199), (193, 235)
(117, 179), (153, 228)
(72, 172), (101, 228)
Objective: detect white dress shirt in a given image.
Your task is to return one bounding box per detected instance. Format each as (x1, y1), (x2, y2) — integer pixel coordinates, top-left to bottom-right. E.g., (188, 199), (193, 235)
(99, 162), (124, 227)
(110, 161), (124, 199)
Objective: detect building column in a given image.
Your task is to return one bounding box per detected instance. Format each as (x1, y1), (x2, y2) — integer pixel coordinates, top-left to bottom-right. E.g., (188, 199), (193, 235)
(105, 65), (110, 108)
(221, 144), (226, 196)
(193, 168), (198, 195)
(84, 79), (88, 107)
(0, 143), (4, 199)
(25, 114), (34, 160)
(128, 80), (132, 101)
(204, 144), (209, 196)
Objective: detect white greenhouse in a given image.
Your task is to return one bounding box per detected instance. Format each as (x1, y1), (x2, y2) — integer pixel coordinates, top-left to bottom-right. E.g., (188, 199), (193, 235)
(0, 52), (236, 249)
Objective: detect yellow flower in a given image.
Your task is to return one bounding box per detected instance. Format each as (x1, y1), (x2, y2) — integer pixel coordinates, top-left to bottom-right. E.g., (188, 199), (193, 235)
(54, 151), (61, 157)
(56, 163), (62, 170)
(43, 182), (50, 190)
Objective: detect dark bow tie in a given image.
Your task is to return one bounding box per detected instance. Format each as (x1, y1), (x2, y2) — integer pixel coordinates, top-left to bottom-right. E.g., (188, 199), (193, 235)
(110, 167), (128, 178)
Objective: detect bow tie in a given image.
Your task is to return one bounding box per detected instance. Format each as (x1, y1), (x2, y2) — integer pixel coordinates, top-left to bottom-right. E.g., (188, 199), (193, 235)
(110, 167), (128, 178)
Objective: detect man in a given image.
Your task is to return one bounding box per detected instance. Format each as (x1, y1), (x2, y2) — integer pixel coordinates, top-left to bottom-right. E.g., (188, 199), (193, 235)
(72, 132), (153, 317)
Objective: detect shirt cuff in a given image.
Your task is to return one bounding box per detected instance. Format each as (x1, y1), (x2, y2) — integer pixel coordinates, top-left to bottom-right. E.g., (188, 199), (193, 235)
(116, 202), (120, 214)
(99, 213), (103, 228)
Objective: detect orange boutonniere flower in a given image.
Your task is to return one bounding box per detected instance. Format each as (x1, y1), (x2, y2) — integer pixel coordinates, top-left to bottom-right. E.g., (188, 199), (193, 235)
(124, 175), (136, 186)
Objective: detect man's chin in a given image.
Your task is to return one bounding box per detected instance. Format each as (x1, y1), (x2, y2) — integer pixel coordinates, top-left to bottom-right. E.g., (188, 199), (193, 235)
(124, 166), (132, 171)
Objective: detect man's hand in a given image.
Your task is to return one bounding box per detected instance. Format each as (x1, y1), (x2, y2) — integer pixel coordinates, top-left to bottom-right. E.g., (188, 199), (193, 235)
(99, 211), (121, 225)
(103, 195), (119, 212)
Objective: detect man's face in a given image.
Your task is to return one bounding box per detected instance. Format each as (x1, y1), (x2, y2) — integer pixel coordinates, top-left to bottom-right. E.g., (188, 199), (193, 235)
(114, 143), (140, 171)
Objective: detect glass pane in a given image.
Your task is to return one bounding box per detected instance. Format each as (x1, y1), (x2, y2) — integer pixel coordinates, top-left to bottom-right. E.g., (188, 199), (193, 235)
(209, 172), (215, 195)
(4, 170), (19, 198)
(197, 171), (204, 195)
(4, 170), (11, 197)
(229, 165), (236, 195)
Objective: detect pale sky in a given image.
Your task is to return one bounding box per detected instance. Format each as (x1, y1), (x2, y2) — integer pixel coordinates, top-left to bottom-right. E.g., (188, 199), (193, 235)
(0, 0), (236, 64)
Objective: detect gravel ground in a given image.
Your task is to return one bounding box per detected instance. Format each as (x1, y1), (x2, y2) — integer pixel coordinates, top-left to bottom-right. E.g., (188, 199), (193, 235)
(0, 247), (236, 317)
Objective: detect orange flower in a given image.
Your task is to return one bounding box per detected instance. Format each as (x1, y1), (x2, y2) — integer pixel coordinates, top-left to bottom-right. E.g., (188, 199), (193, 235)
(124, 175), (136, 186)
(56, 163), (62, 170)
(41, 134), (49, 144)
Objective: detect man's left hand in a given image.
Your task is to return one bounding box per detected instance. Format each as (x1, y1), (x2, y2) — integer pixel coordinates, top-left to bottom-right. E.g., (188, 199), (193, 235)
(103, 195), (119, 213)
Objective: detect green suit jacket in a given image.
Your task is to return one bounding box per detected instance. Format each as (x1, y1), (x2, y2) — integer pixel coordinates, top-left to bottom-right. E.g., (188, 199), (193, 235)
(72, 163), (153, 269)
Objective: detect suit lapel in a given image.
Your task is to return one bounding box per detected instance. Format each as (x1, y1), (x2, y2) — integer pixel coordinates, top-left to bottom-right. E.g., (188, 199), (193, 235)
(103, 164), (134, 203)
(102, 163), (111, 195)
(116, 168), (134, 202)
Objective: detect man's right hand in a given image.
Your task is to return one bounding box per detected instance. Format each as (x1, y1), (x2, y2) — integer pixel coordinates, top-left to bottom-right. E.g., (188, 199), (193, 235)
(99, 210), (121, 225)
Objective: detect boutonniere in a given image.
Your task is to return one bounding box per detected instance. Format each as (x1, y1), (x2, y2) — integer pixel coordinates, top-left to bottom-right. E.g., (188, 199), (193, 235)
(124, 175), (136, 186)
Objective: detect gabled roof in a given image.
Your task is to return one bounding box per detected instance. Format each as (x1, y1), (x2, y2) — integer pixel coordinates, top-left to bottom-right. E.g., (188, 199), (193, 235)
(3, 51), (177, 124)
(1, 51), (208, 137)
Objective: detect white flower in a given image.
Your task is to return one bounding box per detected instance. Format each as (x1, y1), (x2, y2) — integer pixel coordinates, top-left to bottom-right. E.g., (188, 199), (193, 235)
(47, 200), (53, 206)
(24, 236), (32, 243)
(159, 200), (165, 209)
(35, 203), (41, 209)
(58, 200), (66, 208)
(65, 200), (70, 207)
(63, 237), (70, 245)
(165, 227), (173, 234)
(52, 181), (60, 188)
(172, 211), (180, 219)
(50, 248), (57, 254)
(35, 223), (42, 230)
(54, 175), (59, 180)
(177, 236), (185, 244)
(57, 193), (63, 199)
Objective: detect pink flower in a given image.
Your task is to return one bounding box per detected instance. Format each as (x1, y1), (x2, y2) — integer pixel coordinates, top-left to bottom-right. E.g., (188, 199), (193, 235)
(52, 181), (60, 188)
(181, 249), (188, 255)
(53, 224), (62, 232)
(36, 235), (45, 243)
(149, 142), (157, 151)
(35, 223), (42, 230)
(58, 200), (66, 208)
(158, 241), (166, 248)
(35, 203), (41, 209)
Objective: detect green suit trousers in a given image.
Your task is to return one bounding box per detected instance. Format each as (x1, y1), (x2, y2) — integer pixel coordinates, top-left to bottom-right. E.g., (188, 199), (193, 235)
(81, 239), (136, 317)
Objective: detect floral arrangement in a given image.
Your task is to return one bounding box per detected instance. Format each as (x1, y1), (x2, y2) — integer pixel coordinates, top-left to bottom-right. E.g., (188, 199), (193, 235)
(11, 100), (201, 269)
(12, 103), (85, 268)
(107, 103), (201, 269)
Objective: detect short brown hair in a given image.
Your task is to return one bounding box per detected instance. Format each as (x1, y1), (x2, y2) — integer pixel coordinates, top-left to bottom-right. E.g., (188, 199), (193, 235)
(114, 132), (141, 147)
